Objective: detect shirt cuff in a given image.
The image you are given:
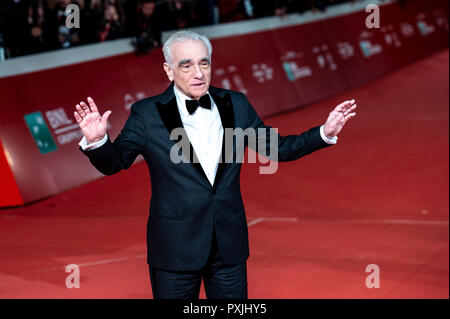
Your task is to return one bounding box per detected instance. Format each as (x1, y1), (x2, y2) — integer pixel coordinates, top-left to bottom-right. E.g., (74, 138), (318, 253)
(79, 134), (108, 151)
(320, 125), (338, 145)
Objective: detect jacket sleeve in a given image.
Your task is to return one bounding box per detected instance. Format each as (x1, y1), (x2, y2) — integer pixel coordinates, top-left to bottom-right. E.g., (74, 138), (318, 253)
(79, 103), (146, 175)
(241, 93), (333, 162)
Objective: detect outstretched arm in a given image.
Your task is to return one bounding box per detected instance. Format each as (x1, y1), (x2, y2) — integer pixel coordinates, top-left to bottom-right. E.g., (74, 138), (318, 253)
(243, 94), (357, 162)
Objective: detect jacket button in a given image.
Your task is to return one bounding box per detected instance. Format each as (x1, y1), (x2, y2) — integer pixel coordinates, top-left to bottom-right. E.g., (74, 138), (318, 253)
(212, 189), (217, 194)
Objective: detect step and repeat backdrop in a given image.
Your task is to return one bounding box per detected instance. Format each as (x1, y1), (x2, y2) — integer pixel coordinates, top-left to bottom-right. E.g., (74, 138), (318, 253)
(0, 0), (448, 207)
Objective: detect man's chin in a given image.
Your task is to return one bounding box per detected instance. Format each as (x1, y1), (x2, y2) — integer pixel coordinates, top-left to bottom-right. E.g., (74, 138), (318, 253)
(191, 87), (208, 99)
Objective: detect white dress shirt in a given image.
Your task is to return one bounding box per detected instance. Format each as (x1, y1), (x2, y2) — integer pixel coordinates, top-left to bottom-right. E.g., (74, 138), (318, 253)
(173, 86), (223, 186)
(79, 86), (337, 185)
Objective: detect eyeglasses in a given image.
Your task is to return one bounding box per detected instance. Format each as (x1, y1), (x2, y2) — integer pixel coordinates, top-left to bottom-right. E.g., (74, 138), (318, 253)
(177, 60), (211, 73)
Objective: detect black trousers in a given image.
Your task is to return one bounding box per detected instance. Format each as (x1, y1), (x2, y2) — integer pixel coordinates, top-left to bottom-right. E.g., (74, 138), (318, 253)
(148, 231), (248, 299)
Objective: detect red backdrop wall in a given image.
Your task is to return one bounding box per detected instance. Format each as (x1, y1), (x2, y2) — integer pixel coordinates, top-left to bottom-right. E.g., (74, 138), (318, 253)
(0, 0), (448, 207)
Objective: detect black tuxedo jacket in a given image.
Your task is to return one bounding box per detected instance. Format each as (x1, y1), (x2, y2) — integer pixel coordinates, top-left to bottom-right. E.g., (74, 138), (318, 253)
(81, 83), (332, 271)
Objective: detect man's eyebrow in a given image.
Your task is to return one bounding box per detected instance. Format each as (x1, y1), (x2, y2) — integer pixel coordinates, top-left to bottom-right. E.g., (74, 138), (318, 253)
(178, 59), (192, 66)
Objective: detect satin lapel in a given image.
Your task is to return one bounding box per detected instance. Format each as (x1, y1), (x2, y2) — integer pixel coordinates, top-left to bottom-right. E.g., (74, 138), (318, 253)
(210, 91), (235, 190)
(155, 88), (209, 185)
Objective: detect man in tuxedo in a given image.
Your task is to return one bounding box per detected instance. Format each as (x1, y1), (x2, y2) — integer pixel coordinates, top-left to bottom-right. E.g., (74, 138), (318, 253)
(74, 30), (357, 299)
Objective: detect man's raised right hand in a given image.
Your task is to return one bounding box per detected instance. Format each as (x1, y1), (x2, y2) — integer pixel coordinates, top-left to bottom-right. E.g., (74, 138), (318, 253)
(74, 97), (112, 144)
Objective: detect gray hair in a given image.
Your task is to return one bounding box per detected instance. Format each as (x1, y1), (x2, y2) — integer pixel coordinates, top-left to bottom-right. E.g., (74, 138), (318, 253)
(163, 31), (213, 66)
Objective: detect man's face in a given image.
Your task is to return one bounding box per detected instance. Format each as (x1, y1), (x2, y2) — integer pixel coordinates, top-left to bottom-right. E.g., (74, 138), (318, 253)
(164, 40), (212, 100)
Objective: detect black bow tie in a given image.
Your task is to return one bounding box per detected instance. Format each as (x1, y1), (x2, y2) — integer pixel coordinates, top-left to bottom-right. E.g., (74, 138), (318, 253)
(185, 94), (211, 115)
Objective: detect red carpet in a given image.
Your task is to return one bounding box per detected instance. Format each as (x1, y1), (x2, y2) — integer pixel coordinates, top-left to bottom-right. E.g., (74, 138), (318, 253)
(0, 49), (448, 299)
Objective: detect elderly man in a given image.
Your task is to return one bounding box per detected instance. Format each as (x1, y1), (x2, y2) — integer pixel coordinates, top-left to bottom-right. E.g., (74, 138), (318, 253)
(74, 30), (356, 299)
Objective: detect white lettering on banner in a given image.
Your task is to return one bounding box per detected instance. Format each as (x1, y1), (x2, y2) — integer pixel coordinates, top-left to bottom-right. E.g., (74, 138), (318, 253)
(232, 74), (247, 94)
(434, 10), (449, 31)
(399, 22), (415, 38)
(57, 129), (84, 145)
(359, 30), (372, 39)
(281, 51), (304, 61)
(312, 45), (337, 71)
(124, 92), (146, 111)
(252, 63), (274, 83)
(45, 108), (73, 129)
(215, 69), (225, 76)
(43, 106), (112, 147)
(124, 94), (134, 111)
(337, 42), (355, 60)
(381, 25), (402, 48)
(214, 66), (248, 94)
(221, 78), (232, 90)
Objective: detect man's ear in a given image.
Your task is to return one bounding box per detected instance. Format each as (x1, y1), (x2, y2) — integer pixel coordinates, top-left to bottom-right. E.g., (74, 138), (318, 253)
(163, 63), (174, 82)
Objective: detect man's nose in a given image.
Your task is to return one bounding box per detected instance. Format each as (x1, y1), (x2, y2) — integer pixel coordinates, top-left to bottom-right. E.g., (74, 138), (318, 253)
(192, 64), (204, 78)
